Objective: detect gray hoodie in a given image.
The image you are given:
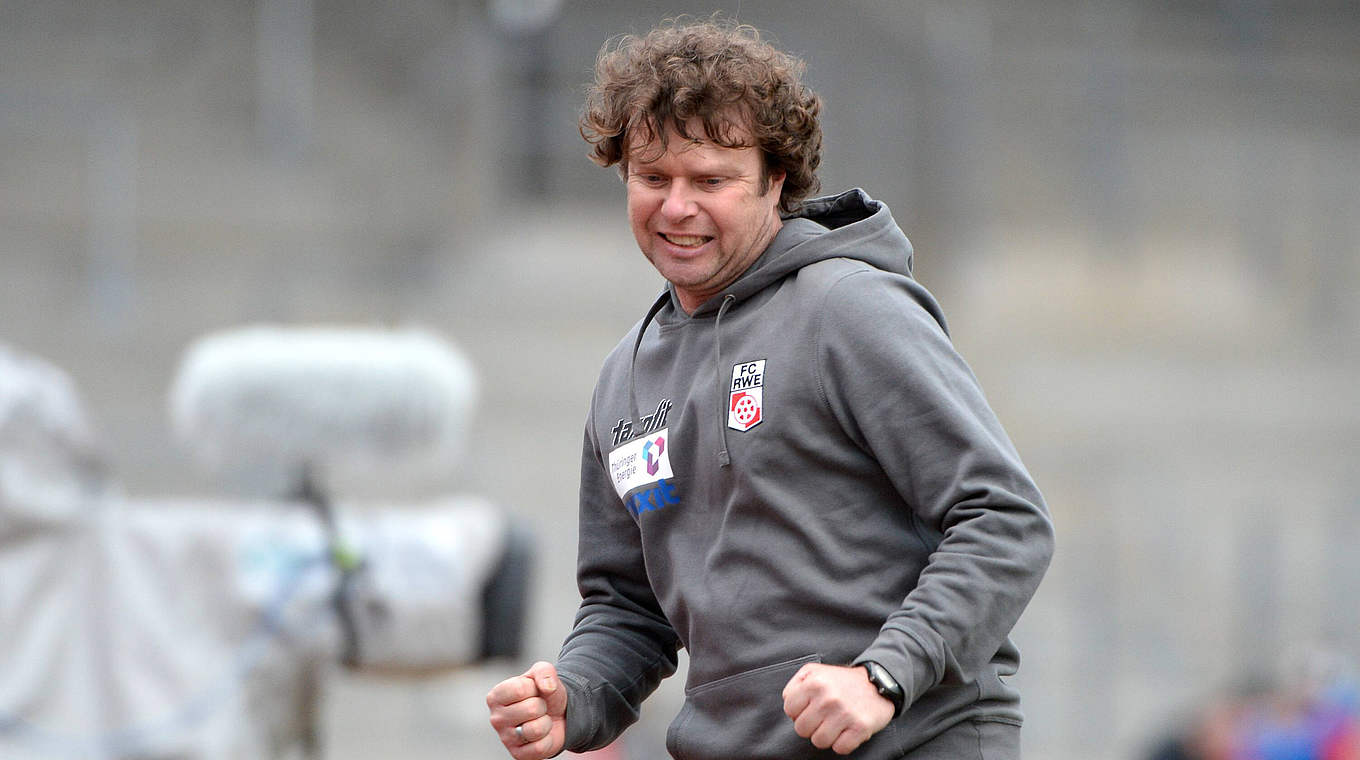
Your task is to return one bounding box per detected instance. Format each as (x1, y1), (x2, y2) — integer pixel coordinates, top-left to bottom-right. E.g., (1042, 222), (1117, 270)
(557, 189), (1055, 759)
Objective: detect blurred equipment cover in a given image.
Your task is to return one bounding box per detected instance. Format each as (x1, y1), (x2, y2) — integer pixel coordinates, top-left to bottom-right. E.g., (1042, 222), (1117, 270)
(169, 325), (479, 499)
(0, 331), (529, 759)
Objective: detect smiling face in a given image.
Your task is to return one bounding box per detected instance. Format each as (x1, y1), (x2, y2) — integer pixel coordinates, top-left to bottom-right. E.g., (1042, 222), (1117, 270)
(625, 122), (785, 314)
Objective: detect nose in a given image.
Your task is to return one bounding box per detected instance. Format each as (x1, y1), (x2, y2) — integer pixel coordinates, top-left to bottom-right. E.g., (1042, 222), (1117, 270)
(660, 181), (697, 221)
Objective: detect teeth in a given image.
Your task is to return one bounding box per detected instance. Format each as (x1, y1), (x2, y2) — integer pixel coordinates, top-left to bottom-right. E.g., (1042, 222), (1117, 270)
(663, 234), (708, 247)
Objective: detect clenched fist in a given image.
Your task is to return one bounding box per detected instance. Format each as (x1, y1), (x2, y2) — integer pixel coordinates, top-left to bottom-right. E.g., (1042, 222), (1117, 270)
(782, 663), (895, 755)
(487, 661), (568, 759)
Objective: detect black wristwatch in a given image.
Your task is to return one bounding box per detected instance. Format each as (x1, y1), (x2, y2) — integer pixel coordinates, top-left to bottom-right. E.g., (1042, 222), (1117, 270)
(859, 661), (905, 718)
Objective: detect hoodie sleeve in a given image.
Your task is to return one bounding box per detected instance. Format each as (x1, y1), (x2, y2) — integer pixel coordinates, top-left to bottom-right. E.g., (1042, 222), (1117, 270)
(554, 412), (681, 753)
(814, 268), (1055, 707)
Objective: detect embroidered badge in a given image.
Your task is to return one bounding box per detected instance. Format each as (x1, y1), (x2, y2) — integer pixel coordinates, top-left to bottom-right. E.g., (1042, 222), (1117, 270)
(728, 360), (765, 431)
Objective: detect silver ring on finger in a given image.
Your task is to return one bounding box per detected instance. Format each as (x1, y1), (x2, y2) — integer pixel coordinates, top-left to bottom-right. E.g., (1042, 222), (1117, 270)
(515, 724), (528, 744)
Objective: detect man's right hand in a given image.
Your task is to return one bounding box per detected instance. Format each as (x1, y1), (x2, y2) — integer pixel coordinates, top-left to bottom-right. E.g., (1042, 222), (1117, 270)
(486, 661), (568, 759)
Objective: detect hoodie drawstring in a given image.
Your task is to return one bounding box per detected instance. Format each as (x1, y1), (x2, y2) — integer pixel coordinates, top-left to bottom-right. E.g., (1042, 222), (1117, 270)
(626, 290), (736, 467)
(627, 292), (670, 435)
(713, 294), (736, 467)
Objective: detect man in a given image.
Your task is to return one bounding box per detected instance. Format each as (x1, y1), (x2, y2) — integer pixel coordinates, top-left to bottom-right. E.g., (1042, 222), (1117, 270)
(487, 18), (1054, 760)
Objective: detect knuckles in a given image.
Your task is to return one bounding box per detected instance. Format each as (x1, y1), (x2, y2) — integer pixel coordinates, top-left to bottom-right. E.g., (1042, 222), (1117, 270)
(785, 664), (886, 754)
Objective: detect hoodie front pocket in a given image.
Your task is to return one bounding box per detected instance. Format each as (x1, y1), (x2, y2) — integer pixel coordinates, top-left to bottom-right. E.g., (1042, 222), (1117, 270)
(667, 653), (835, 760)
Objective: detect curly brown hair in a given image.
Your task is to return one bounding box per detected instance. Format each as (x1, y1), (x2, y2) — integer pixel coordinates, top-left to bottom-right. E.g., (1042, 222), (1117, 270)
(580, 18), (823, 214)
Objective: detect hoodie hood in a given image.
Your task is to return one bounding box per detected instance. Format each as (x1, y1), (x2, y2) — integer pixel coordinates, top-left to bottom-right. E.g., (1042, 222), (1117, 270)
(683, 188), (916, 317)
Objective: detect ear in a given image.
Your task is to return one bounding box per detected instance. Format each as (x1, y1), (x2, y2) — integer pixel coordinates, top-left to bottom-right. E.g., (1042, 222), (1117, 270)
(764, 168), (786, 199)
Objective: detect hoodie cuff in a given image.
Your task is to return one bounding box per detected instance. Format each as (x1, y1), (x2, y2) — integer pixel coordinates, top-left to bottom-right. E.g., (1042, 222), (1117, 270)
(854, 627), (939, 708)
(557, 670), (598, 754)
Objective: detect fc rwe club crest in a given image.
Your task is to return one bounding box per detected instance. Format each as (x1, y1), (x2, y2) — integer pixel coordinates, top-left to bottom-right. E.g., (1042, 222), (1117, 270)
(728, 360), (765, 432)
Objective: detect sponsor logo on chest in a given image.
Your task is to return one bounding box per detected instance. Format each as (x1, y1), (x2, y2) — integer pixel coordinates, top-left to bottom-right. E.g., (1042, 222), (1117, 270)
(728, 359), (765, 432)
(610, 398), (672, 447)
(608, 427), (680, 517)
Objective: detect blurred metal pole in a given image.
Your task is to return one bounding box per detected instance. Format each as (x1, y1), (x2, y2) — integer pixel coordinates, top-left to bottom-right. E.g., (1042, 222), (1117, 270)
(918, 2), (994, 268)
(490, 0), (563, 200)
(500, 30), (554, 199)
(1307, 141), (1357, 340)
(1226, 0), (1283, 279)
(256, 0), (314, 161)
(1078, 0), (1135, 261)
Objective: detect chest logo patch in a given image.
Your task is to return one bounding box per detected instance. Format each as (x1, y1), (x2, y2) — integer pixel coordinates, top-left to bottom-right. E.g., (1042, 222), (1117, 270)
(728, 359), (765, 432)
(608, 427), (674, 499)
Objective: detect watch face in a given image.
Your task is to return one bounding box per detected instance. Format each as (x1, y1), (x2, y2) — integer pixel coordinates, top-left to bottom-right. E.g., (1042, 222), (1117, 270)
(863, 661), (904, 716)
(866, 662), (898, 691)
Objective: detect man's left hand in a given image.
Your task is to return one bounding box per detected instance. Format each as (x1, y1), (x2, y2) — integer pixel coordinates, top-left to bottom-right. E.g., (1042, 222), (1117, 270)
(782, 663), (896, 755)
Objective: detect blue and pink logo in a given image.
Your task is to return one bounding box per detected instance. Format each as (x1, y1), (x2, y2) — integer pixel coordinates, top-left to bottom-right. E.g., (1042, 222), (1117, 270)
(642, 435), (666, 476)
(607, 426), (679, 516)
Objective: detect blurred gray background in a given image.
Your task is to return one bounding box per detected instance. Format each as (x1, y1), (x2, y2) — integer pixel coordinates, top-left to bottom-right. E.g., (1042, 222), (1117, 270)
(2, 0), (1358, 758)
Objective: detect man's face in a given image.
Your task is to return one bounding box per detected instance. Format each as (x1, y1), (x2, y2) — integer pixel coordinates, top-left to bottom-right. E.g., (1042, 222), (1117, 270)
(625, 122), (785, 314)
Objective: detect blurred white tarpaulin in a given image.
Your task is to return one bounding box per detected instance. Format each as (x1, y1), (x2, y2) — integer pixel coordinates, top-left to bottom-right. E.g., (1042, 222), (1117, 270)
(0, 330), (530, 759)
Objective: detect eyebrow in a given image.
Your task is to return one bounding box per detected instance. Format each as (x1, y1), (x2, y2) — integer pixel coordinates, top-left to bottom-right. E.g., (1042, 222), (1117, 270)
(629, 155), (744, 175)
